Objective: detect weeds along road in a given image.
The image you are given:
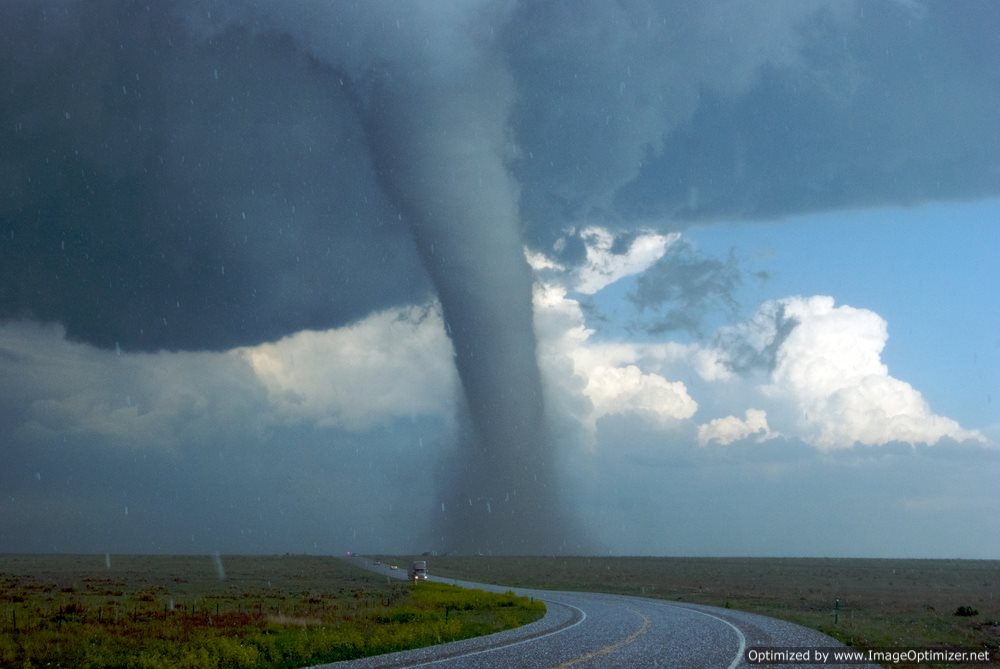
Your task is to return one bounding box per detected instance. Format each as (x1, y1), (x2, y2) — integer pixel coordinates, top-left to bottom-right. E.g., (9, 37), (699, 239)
(322, 558), (877, 669)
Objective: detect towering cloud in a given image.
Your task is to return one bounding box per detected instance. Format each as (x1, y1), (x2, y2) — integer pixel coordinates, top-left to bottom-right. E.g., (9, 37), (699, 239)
(702, 296), (985, 449)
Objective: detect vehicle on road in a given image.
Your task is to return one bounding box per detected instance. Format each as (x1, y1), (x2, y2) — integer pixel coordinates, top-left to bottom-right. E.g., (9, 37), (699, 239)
(408, 560), (428, 581)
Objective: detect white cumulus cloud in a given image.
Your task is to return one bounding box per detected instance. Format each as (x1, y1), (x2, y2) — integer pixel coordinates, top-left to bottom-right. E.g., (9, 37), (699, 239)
(698, 408), (775, 446)
(533, 283), (698, 434)
(555, 226), (678, 295)
(736, 296), (984, 449)
(585, 363), (697, 426)
(242, 305), (457, 430)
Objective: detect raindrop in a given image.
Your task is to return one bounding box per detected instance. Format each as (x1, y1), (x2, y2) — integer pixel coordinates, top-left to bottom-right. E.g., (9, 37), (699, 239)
(440, 502), (446, 512)
(63, 111), (71, 120)
(105, 554), (111, 569)
(486, 502), (492, 513)
(467, 498), (473, 506)
(213, 67), (219, 80)
(122, 84), (127, 95)
(241, 211), (246, 220)
(124, 506), (129, 516)
(115, 342), (121, 356)
(35, 472), (41, 481)
(60, 240), (65, 250)
(221, 264), (225, 276)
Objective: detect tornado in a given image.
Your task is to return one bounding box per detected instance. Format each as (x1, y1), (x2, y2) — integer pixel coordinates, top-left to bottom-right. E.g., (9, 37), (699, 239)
(361, 57), (575, 554)
(180, 0), (581, 552)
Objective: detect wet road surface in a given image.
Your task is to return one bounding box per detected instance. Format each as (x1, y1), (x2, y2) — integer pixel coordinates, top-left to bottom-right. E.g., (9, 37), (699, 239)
(315, 560), (875, 669)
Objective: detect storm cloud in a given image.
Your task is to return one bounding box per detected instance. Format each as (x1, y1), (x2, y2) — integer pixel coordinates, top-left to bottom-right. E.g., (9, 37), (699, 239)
(2, 0), (999, 554)
(5, 0), (1000, 350)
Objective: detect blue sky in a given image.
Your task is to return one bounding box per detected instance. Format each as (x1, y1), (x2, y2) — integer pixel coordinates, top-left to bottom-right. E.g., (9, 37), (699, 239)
(684, 200), (1000, 432)
(583, 198), (1000, 434)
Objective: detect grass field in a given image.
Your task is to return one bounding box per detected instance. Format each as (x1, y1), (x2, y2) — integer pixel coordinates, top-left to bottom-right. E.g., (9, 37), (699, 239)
(0, 554), (544, 669)
(400, 555), (1000, 662)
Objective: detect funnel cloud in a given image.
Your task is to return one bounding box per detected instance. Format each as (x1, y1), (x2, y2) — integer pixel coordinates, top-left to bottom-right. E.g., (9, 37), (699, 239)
(355, 18), (573, 552)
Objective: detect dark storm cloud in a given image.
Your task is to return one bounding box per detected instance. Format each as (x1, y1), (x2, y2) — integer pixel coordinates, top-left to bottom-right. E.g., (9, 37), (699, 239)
(505, 0), (858, 238)
(615, 1), (1000, 221)
(1, 2), (427, 352)
(628, 240), (741, 336)
(713, 301), (799, 374)
(4, 0), (1000, 351)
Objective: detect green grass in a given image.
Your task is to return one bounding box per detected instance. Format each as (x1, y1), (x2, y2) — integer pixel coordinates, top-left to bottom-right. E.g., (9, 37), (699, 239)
(399, 555), (1000, 666)
(0, 554), (544, 669)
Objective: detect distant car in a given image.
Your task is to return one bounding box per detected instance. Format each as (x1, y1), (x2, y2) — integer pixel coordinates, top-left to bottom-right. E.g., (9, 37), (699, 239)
(373, 560), (381, 565)
(389, 564), (398, 570)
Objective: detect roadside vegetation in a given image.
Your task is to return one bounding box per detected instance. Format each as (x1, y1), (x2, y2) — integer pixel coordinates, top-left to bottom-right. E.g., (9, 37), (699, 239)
(415, 555), (1000, 664)
(0, 554), (544, 669)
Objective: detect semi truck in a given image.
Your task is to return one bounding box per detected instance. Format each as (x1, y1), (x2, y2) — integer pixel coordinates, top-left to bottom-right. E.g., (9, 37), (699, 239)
(408, 560), (428, 581)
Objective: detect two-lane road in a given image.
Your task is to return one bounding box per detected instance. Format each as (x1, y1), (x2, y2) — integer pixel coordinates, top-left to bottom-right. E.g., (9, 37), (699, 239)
(318, 559), (875, 668)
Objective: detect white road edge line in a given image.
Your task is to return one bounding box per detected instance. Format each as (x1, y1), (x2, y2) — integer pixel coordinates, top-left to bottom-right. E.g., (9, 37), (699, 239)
(675, 606), (747, 669)
(354, 562), (747, 668)
(403, 597), (588, 668)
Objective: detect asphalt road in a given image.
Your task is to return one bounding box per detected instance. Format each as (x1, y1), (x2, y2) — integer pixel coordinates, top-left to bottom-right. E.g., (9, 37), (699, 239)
(316, 559), (877, 669)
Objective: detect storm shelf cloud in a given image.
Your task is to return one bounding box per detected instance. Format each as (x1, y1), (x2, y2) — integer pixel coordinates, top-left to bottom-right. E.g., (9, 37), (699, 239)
(2, 0), (998, 556)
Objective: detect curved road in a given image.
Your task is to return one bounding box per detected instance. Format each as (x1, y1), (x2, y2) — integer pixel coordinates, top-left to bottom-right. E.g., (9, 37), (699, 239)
(319, 560), (875, 668)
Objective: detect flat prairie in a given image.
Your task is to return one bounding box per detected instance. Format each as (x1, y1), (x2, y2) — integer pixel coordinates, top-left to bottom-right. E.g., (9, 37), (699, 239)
(0, 554), (542, 669)
(402, 555), (1000, 658)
